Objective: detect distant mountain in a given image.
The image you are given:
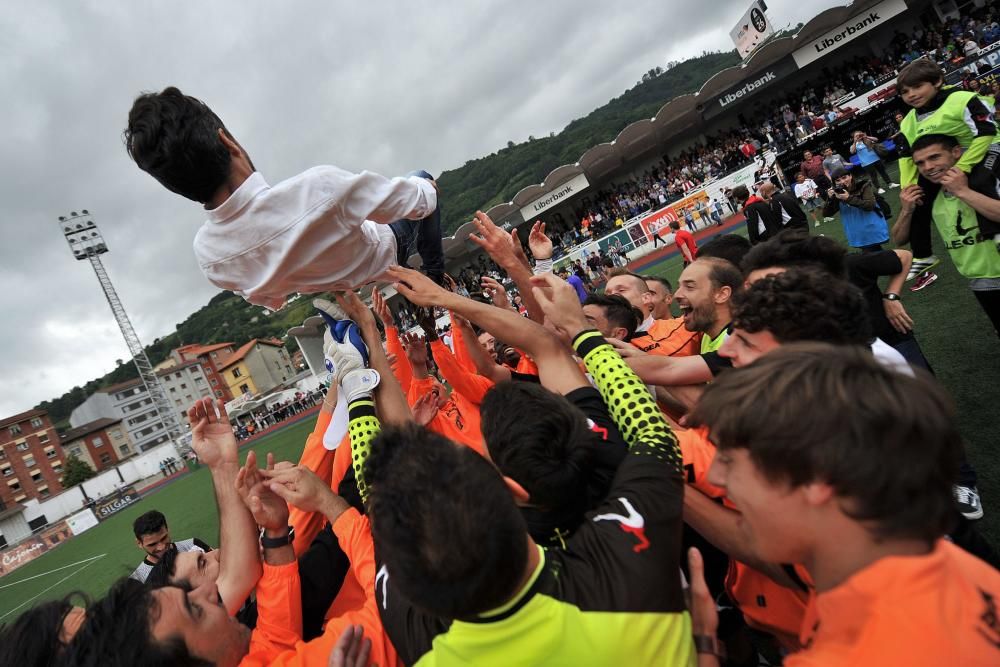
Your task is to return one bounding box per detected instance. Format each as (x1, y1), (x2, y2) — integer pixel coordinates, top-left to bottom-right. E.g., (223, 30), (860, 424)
(35, 49), (742, 428)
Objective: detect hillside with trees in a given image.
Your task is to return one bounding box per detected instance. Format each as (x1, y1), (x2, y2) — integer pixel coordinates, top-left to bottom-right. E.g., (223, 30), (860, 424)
(36, 48), (742, 428)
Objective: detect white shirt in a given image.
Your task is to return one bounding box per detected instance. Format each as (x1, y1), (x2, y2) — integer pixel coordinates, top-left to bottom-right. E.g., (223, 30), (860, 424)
(794, 179), (819, 200)
(870, 337), (915, 376)
(194, 167), (437, 309)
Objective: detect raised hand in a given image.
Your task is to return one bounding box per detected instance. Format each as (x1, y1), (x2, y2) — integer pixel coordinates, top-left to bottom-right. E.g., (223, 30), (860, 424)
(899, 184), (924, 211)
(480, 276), (510, 310)
(400, 331), (429, 367)
(371, 289), (395, 329)
(387, 265), (451, 308)
(529, 272), (589, 340)
(468, 211), (519, 269)
(261, 465), (344, 517)
(188, 398), (238, 470)
(333, 291), (377, 335)
(235, 450), (288, 532)
(329, 625), (375, 667)
(528, 220), (553, 260)
(411, 391), (439, 426)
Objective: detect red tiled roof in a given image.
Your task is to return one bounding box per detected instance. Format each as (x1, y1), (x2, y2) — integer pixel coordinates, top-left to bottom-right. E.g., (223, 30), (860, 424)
(99, 378), (142, 395)
(176, 342), (236, 359)
(0, 408), (47, 430)
(60, 417), (122, 442)
(217, 338), (285, 369)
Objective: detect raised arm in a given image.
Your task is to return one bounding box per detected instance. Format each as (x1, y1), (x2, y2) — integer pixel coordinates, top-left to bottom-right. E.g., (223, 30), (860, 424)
(188, 398), (262, 616)
(891, 185), (924, 246)
(373, 289), (412, 393)
(389, 266), (589, 396)
(453, 313), (512, 385)
(467, 212), (545, 323)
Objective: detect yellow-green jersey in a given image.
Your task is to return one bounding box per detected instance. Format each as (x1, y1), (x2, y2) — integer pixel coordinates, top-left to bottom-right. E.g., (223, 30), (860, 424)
(351, 331), (695, 666)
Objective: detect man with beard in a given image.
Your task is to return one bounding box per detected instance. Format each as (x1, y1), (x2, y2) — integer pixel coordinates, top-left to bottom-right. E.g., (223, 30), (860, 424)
(604, 270), (701, 357)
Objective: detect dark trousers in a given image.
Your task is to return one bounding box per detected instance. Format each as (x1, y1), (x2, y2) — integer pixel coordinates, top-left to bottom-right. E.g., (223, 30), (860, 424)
(862, 161), (892, 189)
(389, 170), (443, 280)
(973, 289), (1000, 338)
(298, 524), (350, 640)
(909, 175), (940, 259)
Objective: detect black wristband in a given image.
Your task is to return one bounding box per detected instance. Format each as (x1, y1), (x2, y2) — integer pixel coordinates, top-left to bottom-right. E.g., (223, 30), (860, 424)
(260, 526), (294, 549)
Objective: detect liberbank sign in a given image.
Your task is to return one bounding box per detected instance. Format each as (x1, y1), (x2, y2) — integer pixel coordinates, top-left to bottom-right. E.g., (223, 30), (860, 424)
(793, 0), (908, 68)
(702, 56), (797, 120)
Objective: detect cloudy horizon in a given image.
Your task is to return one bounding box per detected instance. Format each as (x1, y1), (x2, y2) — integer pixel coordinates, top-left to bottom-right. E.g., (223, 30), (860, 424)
(0, 0), (844, 417)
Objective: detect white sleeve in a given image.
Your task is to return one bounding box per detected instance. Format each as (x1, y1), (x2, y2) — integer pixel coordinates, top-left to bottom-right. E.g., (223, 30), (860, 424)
(335, 169), (437, 225)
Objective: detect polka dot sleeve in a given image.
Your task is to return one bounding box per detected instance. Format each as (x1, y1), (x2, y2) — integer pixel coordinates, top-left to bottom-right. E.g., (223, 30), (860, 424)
(347, 399), (380, 503)
(572, 330), (682, 475)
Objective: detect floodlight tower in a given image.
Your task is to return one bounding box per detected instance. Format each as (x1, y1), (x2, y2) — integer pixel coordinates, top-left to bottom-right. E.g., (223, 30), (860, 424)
(56, 210), (184, 446)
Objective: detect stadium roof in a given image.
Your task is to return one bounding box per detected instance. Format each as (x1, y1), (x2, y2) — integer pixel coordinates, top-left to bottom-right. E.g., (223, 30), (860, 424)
(440, 0), (900, 254)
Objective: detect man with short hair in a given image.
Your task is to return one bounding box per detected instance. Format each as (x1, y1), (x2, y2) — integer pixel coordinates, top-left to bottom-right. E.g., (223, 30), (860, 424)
(732, 184), (779, 245)
(689, 344), (1000, 665)
(604, 270), (700, 356)
(582, 293), (643, 341)
(124, 87), (442, 309)
(669, 220), (697, 266)
(760, 182), (809, 231)
(674, 257), (740, 353)
(130, 510), (211, 583)
(792, 172), (825, 227)
(643, 275), (675, 320)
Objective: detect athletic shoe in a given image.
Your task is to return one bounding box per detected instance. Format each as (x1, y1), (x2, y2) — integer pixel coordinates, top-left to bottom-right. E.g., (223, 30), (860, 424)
(814, 220), (821, 227)
(823, 216), (834, 222)
(954, 485), (984, 520)
(889, 182), (900, 188)
(910, 271), (938, 291)
(906, 256), (940, 281)
(877, 188), (887, 194)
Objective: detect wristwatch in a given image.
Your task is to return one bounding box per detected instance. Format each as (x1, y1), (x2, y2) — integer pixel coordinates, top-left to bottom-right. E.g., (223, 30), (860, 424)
(260, 526), (295, 549)
(882, 292), (900, 301)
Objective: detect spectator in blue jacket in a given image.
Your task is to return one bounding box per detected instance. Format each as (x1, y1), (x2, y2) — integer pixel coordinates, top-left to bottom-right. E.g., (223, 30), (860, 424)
(823, 167), (890, 252)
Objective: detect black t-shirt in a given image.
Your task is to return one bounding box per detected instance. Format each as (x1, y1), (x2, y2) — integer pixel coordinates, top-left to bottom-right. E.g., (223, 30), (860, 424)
(845, 251), (914, 347)
(701, 351), (733, 376)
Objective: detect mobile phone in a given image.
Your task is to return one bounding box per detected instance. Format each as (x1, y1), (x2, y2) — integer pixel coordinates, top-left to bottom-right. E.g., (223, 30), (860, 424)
(834, 187), (847, 194)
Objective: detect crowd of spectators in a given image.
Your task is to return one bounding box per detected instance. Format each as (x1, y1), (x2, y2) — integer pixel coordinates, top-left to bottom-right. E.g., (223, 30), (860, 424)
(232, 389), (324, 441)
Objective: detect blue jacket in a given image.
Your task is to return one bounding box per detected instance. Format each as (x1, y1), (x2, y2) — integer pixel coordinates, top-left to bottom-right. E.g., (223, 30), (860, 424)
(823, 177), (889, 248)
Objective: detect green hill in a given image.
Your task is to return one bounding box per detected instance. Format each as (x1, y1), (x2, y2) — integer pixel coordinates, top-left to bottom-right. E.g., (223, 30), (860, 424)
(36, 49), (742, 427)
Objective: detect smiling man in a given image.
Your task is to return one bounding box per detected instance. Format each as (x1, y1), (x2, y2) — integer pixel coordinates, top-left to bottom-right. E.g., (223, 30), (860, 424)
(130, 510), (211, 583)
(672, 258), (741, 353)
(689, 344), (1000, 665)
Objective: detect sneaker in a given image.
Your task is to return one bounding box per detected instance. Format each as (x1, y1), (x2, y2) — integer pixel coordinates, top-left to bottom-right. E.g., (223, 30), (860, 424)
(889, 182), (900, 188)
(906, 256), (940, 281)
(814, 220), (821, 227)
(910, 271), (938, 292)
(954, 485), (984, 520)
(823, 216), (834, 222)
(877, 188), (887, 194)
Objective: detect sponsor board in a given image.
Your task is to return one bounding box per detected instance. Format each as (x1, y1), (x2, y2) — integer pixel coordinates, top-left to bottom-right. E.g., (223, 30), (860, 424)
(0, 522), (72, 577)
(703, 57), (798, 120)
(838, 78), (898, 113)
(518, 173), (590, 220)
(944, 40), (1000, 84)
(66, 508), (100, 536)
(792, 0), (908, 68)
(730, 1), (773, 59)
(94, 486), (139, 520)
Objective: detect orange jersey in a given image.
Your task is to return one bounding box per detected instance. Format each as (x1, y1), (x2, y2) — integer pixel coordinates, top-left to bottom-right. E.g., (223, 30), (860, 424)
(676, 427), (724, 499)
(289, 411), (336, 556)
(788, 540), (1000, 666)
(630, 317), (700, 357)
(408, 376), (485, 456)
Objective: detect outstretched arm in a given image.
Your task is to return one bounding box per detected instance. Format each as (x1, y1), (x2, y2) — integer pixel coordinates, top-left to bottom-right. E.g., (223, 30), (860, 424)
(389, 266), (588, 396)
(627, 354), (713, 387)
(468, 212), (545, 323)
(453, 313), (512, 385)
(188, 398), (262, 616)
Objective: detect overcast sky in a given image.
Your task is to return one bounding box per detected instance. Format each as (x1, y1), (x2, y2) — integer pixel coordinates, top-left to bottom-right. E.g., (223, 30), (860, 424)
(0, 0), (845, 417)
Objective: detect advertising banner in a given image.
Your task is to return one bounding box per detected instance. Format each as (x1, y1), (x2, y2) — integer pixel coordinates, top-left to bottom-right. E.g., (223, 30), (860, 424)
(792, 0), (908, 68)
(838, 78), (898, 113)
(94, 486), (139, 521)
(703, 56), (798, 120)
(518, 173), (590, 221)
(730, 1), (773, 59)
(66, 508), (100, 536)
(0, 521), (72, 577)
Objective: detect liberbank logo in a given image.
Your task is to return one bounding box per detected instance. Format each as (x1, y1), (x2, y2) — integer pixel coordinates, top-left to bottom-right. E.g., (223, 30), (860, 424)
(717, 71), (777, 108)
(792, 0), (907, 68)
(812, 11), (882, 54)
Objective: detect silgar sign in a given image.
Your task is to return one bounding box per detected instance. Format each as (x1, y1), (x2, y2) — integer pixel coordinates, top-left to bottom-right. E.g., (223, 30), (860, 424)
(702, 56), (798, 120)
(94, 486), (140, 520)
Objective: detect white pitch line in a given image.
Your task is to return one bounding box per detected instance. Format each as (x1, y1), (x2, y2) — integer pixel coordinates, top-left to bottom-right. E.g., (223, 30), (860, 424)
(0, 554), (106, 622)
(0, 553), (108, 590)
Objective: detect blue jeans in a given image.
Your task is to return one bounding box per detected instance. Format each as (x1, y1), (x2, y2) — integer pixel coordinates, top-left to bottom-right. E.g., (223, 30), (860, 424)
(389, 170), (444, 279)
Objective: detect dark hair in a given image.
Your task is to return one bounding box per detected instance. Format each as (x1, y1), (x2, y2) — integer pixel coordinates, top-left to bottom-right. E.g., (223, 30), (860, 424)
(741, 229), (847, 278)
(145, 547), (179, 588)
(124, 87), (233, 203)
(365, 424), (528, 618)
(911, 133), (960, 154)
(698, 234), (752, 267)
(61, 578), (211, 667)
(583, 293), (642, 339)
(689, 343), (958, 543)
(731, 185), (750, 202)
(698, 257), (744, 294)
(643, 275), (673, 294)
(0, 596), (77, 666)
(668, 220), (680, 230)
(897, 59), (944, 91)
(133, 510), (167, 539)
(480, 382), (597, 534)
(731, 269), (871, 345)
